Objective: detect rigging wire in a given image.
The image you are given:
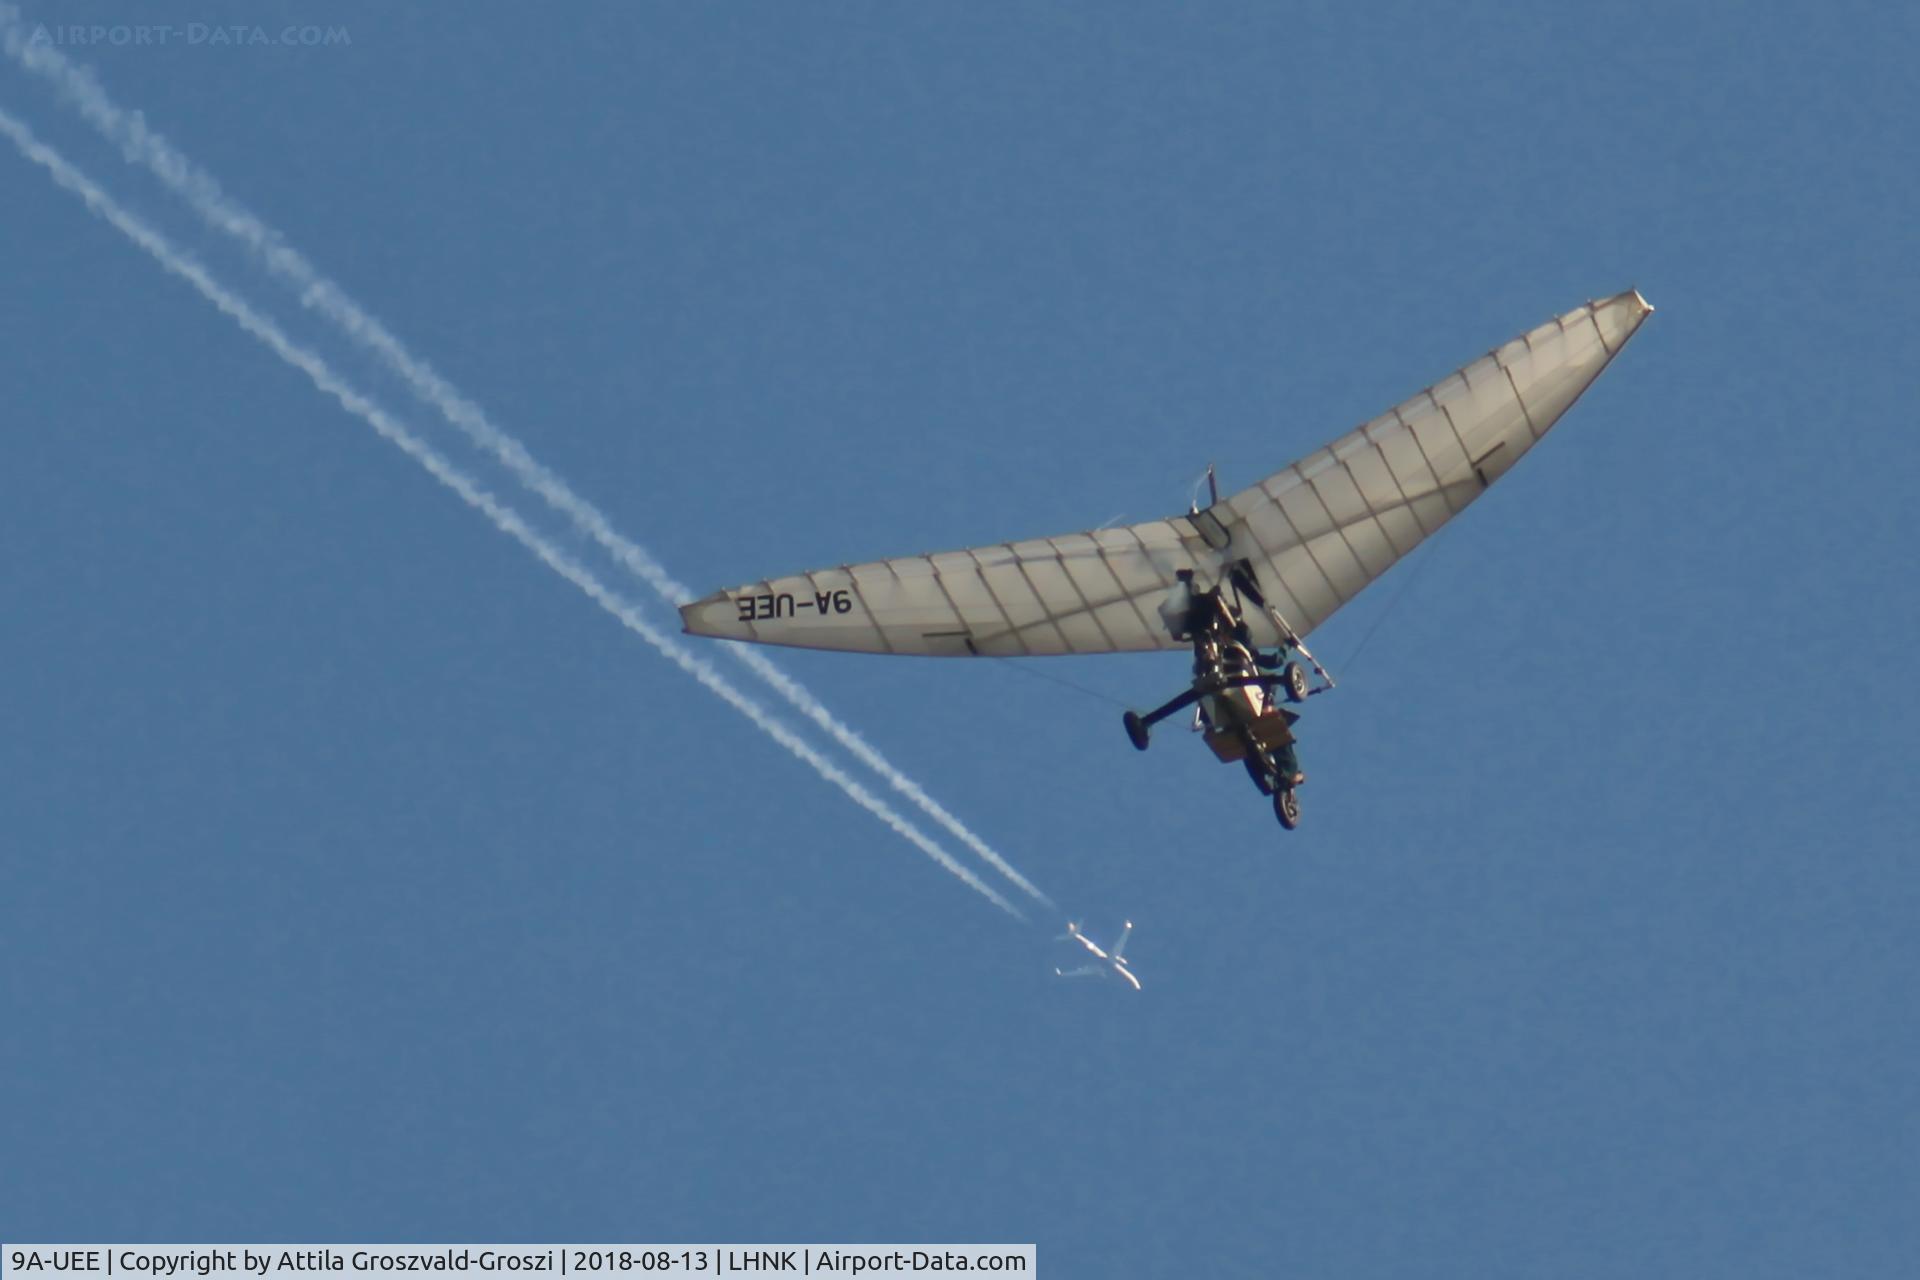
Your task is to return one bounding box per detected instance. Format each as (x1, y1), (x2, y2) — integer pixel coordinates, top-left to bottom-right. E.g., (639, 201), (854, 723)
(988, 658), (1133, 708)
(1338, 540), (1439, 677)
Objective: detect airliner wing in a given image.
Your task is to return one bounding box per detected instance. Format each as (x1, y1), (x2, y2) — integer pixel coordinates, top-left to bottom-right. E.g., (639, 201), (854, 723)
(1073, 933), (1109, 961)
(1055, 965), (1103, 980)
(1109, 922), (1133, 961)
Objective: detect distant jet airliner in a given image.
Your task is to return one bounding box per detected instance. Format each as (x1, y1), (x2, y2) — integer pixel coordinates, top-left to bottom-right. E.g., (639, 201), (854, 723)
(1055, 920), (1141, 991)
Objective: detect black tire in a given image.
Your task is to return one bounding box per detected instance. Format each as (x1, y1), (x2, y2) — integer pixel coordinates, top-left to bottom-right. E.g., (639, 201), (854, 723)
(1282, 662), (1309, 704)
(1274, 787), (1301, 830)
(1123, 711), (1151, 752)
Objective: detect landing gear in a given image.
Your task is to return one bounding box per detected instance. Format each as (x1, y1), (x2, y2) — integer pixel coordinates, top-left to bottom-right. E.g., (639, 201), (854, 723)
(1282, 662), (1309, 704)
(1273, 786), (1301, 829)
(1123, 710), (1151, 752)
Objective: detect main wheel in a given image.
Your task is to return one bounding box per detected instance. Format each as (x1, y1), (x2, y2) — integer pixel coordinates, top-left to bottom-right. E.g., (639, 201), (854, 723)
(1282, 662), (1309, 703)
(1123, 710), (1151, 752)
(1274, 787), (1301, 829)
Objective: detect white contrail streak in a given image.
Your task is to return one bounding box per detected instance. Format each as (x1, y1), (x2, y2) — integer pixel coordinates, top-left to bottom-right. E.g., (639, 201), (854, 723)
(0, 105), (1024, 922)
(0, 20), (1054, 912)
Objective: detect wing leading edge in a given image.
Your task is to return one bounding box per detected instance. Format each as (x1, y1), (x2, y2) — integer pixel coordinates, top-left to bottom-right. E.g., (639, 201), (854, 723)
(680, 290), (1653, 656)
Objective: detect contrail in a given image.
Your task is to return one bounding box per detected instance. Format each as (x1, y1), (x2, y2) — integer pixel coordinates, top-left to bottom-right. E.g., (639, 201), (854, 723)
(0, 104), (1024, 922)
(0, 20), (1055, 912)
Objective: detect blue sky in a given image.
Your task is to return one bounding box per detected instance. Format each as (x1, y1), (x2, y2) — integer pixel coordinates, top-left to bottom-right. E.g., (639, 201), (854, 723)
(3, 1), (1915, 1274)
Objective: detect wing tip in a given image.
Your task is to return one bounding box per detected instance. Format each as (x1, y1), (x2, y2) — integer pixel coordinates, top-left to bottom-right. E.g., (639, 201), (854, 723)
(679, 589), (746, 640)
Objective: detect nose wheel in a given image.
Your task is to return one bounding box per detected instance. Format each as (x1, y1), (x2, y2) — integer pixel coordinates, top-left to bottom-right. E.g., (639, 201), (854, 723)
(1274, 786), (1301, 830)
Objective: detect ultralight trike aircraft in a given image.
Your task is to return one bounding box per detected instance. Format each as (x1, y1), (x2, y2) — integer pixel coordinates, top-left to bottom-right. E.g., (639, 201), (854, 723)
(682, 290), (1653, 832)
